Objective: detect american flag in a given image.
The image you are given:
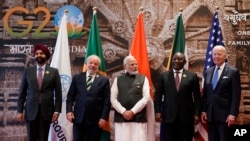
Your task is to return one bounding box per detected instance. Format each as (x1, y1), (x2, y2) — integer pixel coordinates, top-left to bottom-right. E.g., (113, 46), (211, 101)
(194, 11), (224, 141)
(203, 11), (224, 75)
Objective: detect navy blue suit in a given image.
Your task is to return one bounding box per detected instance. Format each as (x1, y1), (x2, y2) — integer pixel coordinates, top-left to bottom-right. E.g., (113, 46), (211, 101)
(202, 64), (241, 141)
(66, 72), (110, 141)
(17, 65), (62, 141)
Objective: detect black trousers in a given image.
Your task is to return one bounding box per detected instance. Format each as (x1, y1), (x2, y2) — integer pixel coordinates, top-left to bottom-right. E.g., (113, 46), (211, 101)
(73, 120), (102, 141)
(163, 119), (194, 141)
(26, 106), (51, 141)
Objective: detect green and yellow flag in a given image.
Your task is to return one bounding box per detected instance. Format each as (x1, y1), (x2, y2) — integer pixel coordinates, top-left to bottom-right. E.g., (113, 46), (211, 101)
(83, 8), (106, 76)
(166, 12), (186, 70)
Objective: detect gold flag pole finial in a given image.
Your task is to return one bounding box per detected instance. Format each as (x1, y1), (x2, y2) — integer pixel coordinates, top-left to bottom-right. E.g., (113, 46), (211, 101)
(139, 7), (144, 11)
(92, 6), (98, 15)
(64, 9), (68, 14)
(93, 6), (97, 11)
(179, 8), (183, 12)
(215, 6), (219, 11)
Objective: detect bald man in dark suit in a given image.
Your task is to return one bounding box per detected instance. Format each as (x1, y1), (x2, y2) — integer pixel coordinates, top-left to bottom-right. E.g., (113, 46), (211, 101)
(201, 45), (241, 141)
(155, 52), (201, 141)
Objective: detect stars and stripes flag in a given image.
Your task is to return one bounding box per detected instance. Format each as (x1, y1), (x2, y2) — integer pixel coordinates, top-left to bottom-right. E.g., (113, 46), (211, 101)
(195, 11), (224, 141)
(203, 11), (224, 75)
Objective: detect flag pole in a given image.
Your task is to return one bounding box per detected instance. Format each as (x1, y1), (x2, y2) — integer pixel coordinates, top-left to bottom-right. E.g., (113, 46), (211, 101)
(49, 8), (73, 141)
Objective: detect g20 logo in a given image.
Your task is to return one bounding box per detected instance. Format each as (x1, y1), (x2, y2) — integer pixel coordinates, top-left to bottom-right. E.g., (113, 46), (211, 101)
(3, 5), (85, 38)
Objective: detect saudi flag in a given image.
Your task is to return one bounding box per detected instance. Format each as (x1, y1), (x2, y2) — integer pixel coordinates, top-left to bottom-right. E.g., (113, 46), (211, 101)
(48, 10), (73, 141)
(166, 12), (187, 70)
(83, 8), (110, 141)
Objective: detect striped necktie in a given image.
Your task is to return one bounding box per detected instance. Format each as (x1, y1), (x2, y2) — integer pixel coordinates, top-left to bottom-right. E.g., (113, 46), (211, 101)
(87, 75), (92, 91)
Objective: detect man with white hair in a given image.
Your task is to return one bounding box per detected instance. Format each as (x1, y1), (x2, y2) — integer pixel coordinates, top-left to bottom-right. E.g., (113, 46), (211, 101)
(201, 45), (241, 141)
(111, 55), (151, 141)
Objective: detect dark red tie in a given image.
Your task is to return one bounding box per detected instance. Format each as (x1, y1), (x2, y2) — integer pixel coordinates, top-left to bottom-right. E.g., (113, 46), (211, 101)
(175, 71), (180, 91)
(38, 67), (43, 89)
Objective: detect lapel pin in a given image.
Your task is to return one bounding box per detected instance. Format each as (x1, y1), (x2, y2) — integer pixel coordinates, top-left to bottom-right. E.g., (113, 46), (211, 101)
(136, 82), (141, 88)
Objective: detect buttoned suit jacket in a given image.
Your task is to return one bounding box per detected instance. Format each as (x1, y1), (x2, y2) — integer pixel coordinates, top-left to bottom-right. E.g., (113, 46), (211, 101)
(17, 65), (62, 120)
(202, 64), (241, 122)
(66, 72), (111, 124)
(154, 69), (201, 124)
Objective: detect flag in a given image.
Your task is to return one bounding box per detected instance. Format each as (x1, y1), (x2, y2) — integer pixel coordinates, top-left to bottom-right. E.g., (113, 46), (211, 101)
(129, 10), (155, 141)
(161, 12), (186, 141)
(129, 11), (153, 97)
(166, 12), (186, 70)
(196, 11), (224, 141)
(48, 11), (73, 141)
(83, 8), (110, 141)
(83, 9), (106, 76)
(203, 11), (224, 75)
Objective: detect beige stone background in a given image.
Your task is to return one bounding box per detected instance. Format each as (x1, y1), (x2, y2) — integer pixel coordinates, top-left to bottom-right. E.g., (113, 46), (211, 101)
(1, 0), (250, 140)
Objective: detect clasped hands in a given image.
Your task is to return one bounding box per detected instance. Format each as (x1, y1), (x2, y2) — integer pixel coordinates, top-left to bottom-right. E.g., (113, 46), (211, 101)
(123, 110), (134, 120)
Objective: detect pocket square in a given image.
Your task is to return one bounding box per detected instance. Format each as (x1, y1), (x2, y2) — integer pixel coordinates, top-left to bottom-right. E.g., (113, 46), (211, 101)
(222, 76), (229, 79)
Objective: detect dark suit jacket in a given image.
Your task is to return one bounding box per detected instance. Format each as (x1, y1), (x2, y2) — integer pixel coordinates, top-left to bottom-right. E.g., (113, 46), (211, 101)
(17, 65), (62, 120)
(66, 72), (111, 124)
(154, 69), (201, 124)
(202, 64), (241, 122)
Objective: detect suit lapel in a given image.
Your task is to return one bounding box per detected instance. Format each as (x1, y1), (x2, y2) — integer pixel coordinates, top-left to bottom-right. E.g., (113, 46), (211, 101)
(169, 70), (178, 92)
(88, 73), (101, 92)
(82, 72), (88, 92)
(41, 65), (50, 90)
(179, 69), (186, 91)
(32, 66), (40, 90)
(216, 64), (228, 88)
(207, 67), (215, 90)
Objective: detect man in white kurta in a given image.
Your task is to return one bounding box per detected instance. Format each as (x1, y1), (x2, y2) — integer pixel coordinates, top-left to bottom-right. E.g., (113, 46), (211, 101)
(111, 56), (153, 141)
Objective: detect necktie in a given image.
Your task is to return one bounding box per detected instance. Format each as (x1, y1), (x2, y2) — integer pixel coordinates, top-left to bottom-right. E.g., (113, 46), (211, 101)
(87, 75), (92, 91)
(175, 71), (180, 91)
(212, 67), (220, 90)
(38, 67), (43, 89)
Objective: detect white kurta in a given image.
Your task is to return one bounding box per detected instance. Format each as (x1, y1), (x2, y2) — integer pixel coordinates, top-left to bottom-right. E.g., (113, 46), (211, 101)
(111, 76), (155, 141)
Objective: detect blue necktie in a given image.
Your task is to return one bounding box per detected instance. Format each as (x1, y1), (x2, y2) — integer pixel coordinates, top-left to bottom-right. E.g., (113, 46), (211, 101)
(212, 67), (219, 90)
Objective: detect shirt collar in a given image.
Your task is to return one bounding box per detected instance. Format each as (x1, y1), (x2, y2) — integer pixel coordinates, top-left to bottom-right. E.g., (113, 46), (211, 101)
(216, 62), (225, 70)
(173, 69), (183, 73)
(86, 71), (96, 78)
(125, 72), (136, 77)
(37, 64), (46, 71)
